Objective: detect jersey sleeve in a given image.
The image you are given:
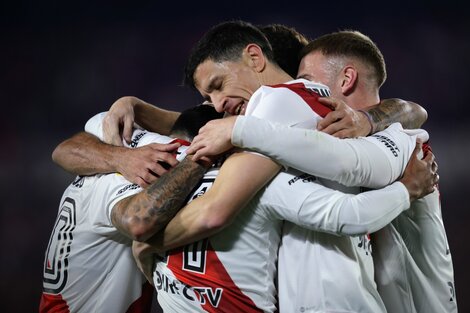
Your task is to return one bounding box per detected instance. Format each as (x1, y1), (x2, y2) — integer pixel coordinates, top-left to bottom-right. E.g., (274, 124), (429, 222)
(84, 112), (107, 140)
(245, 86), (322, 129)
(88, 173), (143, 236)
(232, 116), (426, 188)
(260, 170), (411, 236)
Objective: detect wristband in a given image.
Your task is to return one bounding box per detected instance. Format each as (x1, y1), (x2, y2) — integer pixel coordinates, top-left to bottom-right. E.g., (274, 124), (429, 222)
(358, 110), (375, 135)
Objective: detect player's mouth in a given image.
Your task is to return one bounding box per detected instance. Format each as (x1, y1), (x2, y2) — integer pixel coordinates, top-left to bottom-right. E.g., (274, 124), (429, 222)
(234, 101), (247, 115)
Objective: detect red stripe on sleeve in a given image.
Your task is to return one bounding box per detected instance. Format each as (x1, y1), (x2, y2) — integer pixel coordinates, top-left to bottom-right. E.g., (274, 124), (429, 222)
(269, 82), (332, 117)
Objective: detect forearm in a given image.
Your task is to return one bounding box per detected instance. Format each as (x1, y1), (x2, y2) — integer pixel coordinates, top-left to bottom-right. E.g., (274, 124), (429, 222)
(132, 98), (181, 135)
(232, 116), (415, 188)
(112, 157), (207, 241)
(52, 131), (126, 175)
(146, 152), (282, 251)
(366, 98), (427, 132)
(297, 182), (410, 236)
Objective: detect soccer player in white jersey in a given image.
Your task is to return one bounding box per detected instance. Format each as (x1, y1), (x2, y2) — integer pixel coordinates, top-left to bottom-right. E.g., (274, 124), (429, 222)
(121, 21), (433, 313)
(50, 22), (436, 312)
(187, 30), (456, 312)
(41, 105), (223, 313)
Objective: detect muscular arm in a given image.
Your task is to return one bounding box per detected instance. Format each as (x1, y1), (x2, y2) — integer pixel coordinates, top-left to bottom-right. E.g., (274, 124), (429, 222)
(365, 98), (427, 133)
(231, 117), (427, 188)
(111, 157), (207, 241)
(317, 98), (428, 138)
(144, 152), (281, 250)
(52, 131), (125, 175)
(131, 97), (181, 135)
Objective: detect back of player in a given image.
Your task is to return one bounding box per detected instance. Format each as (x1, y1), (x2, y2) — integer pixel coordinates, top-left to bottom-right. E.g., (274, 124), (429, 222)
(40, 172), (153, 313)
(41, 113), (198, 313)
(278, 179), (386, 313)
(374, 185), (457, 312)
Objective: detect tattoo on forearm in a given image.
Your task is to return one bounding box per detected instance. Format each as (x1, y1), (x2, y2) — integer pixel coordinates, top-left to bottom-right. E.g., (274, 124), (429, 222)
(112, 158), (207, 238)
(367, 99), (422, 132)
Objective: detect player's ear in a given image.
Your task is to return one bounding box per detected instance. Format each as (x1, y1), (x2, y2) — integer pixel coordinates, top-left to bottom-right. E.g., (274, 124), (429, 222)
(243, 44), (266, 72)
(340, 65), (357, 96)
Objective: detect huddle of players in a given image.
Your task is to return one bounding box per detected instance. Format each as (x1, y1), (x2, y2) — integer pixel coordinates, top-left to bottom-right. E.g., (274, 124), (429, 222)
(41, 21), (457, 313)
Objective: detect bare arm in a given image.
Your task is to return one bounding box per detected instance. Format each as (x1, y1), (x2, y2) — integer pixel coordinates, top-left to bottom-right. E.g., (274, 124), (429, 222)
(52, 132), (125, 176)
(317, 98), (428, 138)
(52, 131), (180, 187)
(143, 152), (281, 251)
(103, 96), (181, 145)
(111, 157), (208, 241)
(365, 98), (427, 133)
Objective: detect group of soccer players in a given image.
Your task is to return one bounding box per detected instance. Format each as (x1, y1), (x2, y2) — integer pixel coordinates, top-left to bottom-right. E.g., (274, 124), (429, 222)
(41, 20), (457, 312)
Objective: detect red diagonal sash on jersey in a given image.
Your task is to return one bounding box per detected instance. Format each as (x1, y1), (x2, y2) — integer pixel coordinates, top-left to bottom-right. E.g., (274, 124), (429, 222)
(167, 242), (263, 313)
(269, 82), (332, 117)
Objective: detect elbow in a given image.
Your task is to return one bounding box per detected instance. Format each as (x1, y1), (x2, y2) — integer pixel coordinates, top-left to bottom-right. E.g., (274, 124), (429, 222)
(409, 101), (428, 127)
(128, 223), (153, 242)
(51, 141), (67, 166)
(198, 201), (233, 234)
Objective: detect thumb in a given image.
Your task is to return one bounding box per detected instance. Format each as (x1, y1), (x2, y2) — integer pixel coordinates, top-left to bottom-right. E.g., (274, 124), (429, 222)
(318, 97), (338, 110)
(123, 116), (134, 144)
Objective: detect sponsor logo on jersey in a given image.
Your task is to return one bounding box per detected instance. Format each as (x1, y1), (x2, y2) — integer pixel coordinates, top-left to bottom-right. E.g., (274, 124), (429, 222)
(130, 131), (147, 148)
(71, 176), (85, 188)
(155, 270), (223, 308)
(372, 134), (400, 157)
(117, 183), (140, 195)
(307, 86), (330, 97)
(288, 174), (317, 186)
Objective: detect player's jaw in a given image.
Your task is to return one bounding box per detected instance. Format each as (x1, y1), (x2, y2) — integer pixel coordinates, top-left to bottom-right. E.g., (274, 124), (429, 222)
(224, 98), (247, 116)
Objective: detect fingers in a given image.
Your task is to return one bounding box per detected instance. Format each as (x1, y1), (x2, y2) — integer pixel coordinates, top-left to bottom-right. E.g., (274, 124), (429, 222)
(148, 142), (181, 152)
(318, 97), (340, 110)
(103, 115), (124, 146)
(317, 110), (343, 132)
(123, 116), (134, 144)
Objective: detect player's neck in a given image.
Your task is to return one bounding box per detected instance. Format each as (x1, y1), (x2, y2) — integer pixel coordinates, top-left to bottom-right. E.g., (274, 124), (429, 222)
(259, 64), (293, 86)
(346, 88), (380, 110)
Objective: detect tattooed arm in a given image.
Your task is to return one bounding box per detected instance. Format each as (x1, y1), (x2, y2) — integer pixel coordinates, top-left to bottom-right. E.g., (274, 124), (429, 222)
(111, 158), (207, 241)
(365, 99), (427, 133)
(317, 98), (428, 138)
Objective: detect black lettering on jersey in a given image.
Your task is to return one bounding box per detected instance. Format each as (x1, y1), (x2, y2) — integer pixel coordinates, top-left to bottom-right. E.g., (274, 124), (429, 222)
(43, 197), (77, 294)
(183, 239), (209, 274)
(288, 174), (317, 186)
(372, 134), (400, 157)
(193, 287), (223, 308)
(130, 131), (147, 148)
(117, 183), (140, 195)
(71, 176), (84, 188)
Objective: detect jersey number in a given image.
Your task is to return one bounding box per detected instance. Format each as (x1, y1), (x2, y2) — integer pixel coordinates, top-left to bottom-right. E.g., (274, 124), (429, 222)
(43, 197), (77, 293)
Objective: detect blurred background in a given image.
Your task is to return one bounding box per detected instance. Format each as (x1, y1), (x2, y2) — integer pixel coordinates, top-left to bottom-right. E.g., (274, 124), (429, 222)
(2, 1), (469, 312)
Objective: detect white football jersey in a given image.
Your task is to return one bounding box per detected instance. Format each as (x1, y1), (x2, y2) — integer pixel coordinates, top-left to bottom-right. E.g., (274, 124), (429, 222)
(232, 106), (457, 312)
(154, 80), (413, 313)
(373, 187), (457, 313)
(41, 114), (190, 312)
(154, 166), (412, 313)
(40, 173), (152, 313)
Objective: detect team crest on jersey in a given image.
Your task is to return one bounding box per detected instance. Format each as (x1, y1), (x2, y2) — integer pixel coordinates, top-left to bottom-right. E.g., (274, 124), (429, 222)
(43, 197), (77, 293)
